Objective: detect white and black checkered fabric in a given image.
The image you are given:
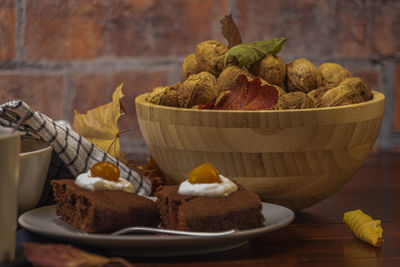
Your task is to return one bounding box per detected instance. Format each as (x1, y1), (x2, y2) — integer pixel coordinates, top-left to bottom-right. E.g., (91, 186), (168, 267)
(0, 100), (152, 207)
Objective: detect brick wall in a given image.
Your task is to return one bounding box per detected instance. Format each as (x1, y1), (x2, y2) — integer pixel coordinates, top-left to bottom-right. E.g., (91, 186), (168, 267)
(0, 0), (399, 159)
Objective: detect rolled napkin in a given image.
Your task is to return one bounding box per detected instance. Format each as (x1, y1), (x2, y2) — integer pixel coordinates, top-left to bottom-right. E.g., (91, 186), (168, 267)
(0, 100), (152, 207)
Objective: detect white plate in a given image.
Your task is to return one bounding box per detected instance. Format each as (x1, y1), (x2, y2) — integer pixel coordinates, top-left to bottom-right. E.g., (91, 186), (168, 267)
(18, 202), (294, 257)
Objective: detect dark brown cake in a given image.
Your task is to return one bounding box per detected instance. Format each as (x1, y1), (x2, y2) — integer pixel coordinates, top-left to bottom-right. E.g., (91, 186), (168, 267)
(51, 179), (159, 233)
(155, 183), (264, 232)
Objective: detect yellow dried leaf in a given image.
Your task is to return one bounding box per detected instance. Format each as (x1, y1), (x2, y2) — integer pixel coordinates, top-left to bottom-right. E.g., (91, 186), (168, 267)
(73, 83), (127, 163)
(343, 209), (383, 247)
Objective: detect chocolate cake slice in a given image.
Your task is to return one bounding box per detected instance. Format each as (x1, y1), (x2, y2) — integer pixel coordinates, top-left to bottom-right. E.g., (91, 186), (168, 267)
(51, 179), (159, 233)
(155, 183), (264, 232)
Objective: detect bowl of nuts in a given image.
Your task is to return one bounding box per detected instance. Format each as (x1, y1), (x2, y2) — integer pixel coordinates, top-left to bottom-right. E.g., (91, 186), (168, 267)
(135, 35), (385, 211)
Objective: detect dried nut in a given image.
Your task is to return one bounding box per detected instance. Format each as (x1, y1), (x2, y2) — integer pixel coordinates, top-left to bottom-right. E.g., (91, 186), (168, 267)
(277, 91), (314, 109)
(195, 40), (228, 76)
(339, 77), (372, 101)
(162, 83), (180, 107)
(307, 87), (331, 107)
(146, 86), (164, 104)
(318, 62), (352, 88)
(217, 66), (254, 93)
(286, 58), (321, 93)
(250, 54), (286, 88)
(146, 83), (180, 107)
(178, 72), (218, 108)
(320, 84), (364, 107)
(182, 53), (200, 79)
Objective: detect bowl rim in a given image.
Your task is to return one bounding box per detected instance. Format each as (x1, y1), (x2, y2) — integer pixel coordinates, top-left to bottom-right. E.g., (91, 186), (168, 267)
(135, 90), (385, 113)
(20, 137), (52, 158)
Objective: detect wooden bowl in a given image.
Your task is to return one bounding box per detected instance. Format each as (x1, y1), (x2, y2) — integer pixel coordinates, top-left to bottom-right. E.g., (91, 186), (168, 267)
(135, 91), (385, 211)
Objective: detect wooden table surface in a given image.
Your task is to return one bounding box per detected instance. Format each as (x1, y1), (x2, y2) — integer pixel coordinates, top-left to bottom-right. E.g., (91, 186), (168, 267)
(9, 152), (400, 267)
(131, 152), (399, 267)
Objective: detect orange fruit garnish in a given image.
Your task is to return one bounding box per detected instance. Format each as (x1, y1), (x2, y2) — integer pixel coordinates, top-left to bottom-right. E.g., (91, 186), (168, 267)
(188, 162), (221, 184)
(91, 161), (120, 182)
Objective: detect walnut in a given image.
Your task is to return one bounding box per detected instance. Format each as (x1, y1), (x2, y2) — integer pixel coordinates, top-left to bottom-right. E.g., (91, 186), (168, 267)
(182, 53), (200, 79)
(339, 77), (372, 101)
(146, 82), (180, 107)
(320, 83), (364, 107)
(216, 66), (254, 93)
(318, 62), (352, 88)
(286, 58), (321, 93)
(250, 54), (286, 88)
(178, 72), (218, 108)
(146, 86), (164, 103)
(277, 91), (314, 110)
(307, 87), (330, 107)
(195, 40), (228, 76)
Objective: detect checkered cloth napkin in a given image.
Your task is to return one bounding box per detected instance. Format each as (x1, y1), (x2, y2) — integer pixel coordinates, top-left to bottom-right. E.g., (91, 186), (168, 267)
(0, 100), (152, 207)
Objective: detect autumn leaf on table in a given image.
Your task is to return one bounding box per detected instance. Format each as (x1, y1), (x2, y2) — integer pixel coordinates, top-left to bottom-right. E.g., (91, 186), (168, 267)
(23, 242), (134, 267)
(343, 209), (384, 247)
(214, 75), (279, 110)
(73, 83), (128, 163)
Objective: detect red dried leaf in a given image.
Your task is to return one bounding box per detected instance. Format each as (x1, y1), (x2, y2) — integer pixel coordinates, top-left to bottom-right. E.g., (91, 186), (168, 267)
(214, 75), (278, 110)
(198, 102), (215, 109)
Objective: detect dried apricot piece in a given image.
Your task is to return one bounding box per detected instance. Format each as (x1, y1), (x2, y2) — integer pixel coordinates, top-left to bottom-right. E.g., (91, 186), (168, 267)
(188, 162), (221, 184)
(91, 161), (120, 182)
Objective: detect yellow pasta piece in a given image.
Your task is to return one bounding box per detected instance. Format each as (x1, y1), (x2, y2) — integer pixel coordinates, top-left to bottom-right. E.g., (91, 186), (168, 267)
(343, 209), (383, 247)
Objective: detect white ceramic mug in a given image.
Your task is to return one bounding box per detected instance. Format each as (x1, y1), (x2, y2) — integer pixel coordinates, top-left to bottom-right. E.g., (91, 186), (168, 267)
(18, 137), (52, 214)
(0, 126), (20, 263)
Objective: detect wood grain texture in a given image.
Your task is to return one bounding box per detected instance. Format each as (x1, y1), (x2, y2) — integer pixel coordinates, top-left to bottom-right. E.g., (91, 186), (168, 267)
(135, 91), (385, 211)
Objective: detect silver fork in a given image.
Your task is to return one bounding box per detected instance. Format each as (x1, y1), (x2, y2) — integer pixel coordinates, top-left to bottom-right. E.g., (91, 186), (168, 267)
(57, 220), (236, 237)
(110, 227), (236, 237)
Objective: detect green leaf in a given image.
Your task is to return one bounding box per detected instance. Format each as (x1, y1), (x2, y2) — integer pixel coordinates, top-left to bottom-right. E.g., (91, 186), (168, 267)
(224, 37), (287, 68)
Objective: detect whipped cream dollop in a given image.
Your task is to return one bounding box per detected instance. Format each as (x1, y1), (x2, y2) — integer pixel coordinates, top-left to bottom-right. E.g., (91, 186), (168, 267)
(75, 170), (135, 194)
(178, 175), (238, 197)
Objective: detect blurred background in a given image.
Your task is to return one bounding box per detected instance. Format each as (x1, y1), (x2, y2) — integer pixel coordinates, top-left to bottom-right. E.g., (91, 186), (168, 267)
(0, 0), (399, 160)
